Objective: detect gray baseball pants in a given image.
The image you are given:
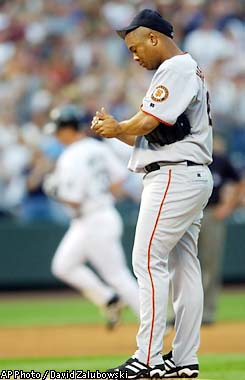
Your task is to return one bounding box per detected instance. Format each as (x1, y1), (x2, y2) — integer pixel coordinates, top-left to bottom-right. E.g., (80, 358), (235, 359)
(132, 163), (213, 366)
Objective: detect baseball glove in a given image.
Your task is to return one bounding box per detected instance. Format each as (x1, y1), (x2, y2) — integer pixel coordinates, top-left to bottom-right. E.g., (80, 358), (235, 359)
(144, 112), (191, 146)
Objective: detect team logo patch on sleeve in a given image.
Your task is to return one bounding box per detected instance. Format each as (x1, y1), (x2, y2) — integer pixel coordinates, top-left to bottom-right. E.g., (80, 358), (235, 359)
(151, 85), (169, 102)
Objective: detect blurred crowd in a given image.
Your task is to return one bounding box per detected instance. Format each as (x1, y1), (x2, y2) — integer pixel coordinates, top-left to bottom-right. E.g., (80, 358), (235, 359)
(0, 0), (244, 222)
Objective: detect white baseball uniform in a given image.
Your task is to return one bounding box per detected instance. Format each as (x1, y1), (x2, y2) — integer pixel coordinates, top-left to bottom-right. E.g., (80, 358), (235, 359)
(127, 53), (213, 366)
(50, 137), (139, 315)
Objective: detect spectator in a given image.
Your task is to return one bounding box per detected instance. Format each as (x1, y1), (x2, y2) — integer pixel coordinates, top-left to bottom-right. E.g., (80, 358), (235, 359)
(0, 106), (31, 217)
(0, 0), (243, 222)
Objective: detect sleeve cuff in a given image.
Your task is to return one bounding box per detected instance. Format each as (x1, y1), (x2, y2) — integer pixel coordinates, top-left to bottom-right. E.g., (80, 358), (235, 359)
(140, 107), (173, 126)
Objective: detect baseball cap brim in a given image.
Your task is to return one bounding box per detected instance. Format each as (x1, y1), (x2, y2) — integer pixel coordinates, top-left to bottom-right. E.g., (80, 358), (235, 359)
(117, 25), (141, 39)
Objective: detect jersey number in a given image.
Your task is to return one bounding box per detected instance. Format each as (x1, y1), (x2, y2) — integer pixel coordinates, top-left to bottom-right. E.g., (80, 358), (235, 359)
(206, 91), (213, 126)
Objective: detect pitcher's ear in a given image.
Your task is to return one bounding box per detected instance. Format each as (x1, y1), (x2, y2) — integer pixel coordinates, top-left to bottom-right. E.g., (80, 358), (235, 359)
(149, 33), (158, 46)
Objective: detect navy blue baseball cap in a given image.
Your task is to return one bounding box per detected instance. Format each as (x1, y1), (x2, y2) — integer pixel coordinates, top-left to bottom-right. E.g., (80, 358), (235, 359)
(116, 9), (174, 39)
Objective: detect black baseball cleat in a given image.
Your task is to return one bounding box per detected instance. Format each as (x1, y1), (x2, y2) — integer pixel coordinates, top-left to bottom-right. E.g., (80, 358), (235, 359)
(106, 357), (166, 378)
(163, 351), (199, 378)
(104, 294), (123, 330)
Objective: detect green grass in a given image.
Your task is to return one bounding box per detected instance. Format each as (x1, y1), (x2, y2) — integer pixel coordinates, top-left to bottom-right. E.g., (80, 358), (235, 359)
(0, 354), (244, 379)
(200, 354), (245, 379)
(216, 291), (245, 321)
(0, 291), (244, 327)
(0, 297), (137, 327)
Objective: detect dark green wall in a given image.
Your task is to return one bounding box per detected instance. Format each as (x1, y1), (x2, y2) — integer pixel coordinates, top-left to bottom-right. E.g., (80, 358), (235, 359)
(0, 221), (65, 288)
(0, 212), (244, 288)
(222, 221), (245, 281)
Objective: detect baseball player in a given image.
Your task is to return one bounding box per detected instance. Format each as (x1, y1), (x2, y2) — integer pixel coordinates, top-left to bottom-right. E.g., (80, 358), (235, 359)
(199, 136), (243, 325)
(43, 105), (139, 329)
(92, 9), (213, 378)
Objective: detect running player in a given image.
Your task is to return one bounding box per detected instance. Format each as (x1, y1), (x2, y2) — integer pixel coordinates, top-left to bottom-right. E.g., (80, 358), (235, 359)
(43, 104), (139, 329)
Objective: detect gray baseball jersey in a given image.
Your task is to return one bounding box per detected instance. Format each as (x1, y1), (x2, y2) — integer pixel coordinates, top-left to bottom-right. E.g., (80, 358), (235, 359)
(128, 53), (213, 172)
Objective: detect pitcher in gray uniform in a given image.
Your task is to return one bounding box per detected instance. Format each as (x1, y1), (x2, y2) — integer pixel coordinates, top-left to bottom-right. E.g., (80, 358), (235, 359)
(92, 9), (213, 379)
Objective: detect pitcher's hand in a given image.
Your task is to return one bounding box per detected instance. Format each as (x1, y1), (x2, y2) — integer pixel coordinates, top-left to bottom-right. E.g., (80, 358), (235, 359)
(91, 108), (122, 138)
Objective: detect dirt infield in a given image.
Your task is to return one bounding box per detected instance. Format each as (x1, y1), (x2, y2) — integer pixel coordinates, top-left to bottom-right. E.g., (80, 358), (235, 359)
(0, 322), (245, 358)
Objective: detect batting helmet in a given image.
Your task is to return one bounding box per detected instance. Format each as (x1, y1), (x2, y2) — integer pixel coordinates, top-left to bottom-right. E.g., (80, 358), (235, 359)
(43, 104), (93, 135)
(50, 104), (82, 130)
